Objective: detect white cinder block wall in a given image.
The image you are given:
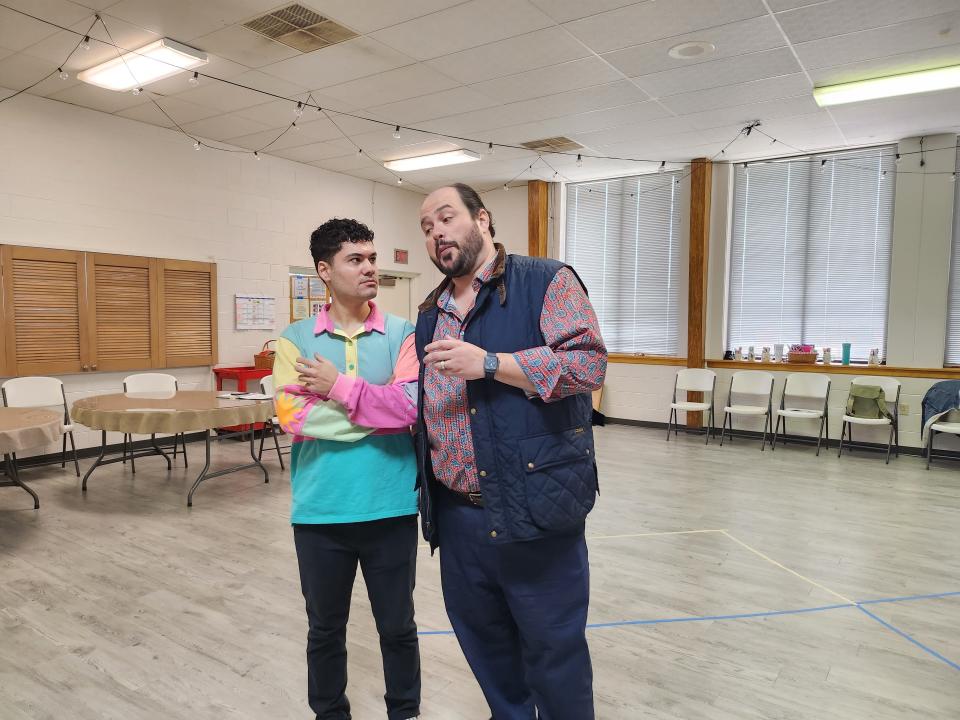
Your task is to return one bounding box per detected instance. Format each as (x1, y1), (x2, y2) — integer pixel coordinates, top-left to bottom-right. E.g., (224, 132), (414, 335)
(0, 94), (527, 457)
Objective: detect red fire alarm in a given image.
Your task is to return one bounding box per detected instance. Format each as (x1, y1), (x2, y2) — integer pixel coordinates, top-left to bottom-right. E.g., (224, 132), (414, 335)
(394, 249), (408, 264)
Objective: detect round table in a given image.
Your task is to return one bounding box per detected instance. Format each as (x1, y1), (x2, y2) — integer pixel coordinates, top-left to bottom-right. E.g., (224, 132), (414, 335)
(0, 407), (64, 509)
(72, 391), (275, 506)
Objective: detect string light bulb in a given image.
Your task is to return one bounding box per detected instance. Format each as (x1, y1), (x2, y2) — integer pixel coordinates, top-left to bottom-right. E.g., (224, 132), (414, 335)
(132, 87), (142, 95)
(188, 71), (199, 86)
(396, 176), (403, 184)
(254, 151), (261, 160)
(193, 140), (201, 150)
(486, 142), (494, 155)
(820, 158), (827, 173)
(356, 147), (363, 157)
(294, 101), (303, 118)
(392, 125), (401, 140)
(743, 162), (749, 175)
(576, 154), (583, 168)
(952, 172), (957, 183)
(82, 36), (91, 51)
(292, 121), (298, 130)
(503, 184), (509, 192)
(881, 170), (887, 179)
(658, 161), (666, 173)
(58, 67), (68, 80)
(895, 153), (902, 165)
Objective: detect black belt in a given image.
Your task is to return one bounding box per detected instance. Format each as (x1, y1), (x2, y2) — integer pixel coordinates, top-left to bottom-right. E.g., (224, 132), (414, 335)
(438, 482), (484, 508)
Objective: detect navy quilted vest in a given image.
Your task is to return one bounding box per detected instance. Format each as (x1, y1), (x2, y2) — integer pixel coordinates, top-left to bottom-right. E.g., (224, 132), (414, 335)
(414, 254), (598, 549)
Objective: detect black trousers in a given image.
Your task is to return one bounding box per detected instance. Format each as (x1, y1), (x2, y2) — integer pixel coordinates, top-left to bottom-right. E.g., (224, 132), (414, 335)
(293, 515), (421, 720)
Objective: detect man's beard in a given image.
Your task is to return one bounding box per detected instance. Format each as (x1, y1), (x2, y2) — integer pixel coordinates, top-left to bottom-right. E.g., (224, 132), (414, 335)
(433, 224), (484, 278)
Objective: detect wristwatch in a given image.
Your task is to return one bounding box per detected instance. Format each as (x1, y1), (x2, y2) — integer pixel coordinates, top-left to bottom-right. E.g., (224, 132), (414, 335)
(483, 352), (500, 380)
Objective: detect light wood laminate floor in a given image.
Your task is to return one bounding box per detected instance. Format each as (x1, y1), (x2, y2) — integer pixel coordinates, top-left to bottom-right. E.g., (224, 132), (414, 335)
(1, 425), (958, 719)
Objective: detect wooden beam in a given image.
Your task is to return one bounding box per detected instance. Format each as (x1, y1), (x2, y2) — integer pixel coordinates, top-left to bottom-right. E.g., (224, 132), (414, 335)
(527, 180), (549, 258)
(687, 158), (712, 427)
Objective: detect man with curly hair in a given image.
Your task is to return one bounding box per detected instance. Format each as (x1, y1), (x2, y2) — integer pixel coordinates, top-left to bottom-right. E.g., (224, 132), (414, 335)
(273, 218), (421, 720)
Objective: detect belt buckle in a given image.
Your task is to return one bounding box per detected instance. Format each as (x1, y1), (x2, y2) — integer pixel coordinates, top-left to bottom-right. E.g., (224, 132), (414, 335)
(467, 491), (483, 507)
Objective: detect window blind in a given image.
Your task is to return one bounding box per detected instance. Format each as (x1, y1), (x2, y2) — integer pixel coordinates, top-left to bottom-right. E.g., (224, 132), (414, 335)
(944, 141), (960, 365)
(728, 146), (895, 361)
(564, 171), (683, 355)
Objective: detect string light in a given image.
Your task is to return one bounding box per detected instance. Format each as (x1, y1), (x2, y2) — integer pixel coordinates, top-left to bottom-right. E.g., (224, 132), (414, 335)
(881, 170), (887, 179)
(58, 67), (68, 80)
(254, 151), (261, 160)
(356, 147), (363, 157)
(81, 35), (90, 50)
(503, 184), (509, 192)
(820, 158), (827, 173)
(743, 162), (749, 175)
(193, 140), (200, 150)
(658, 161), (666, 173)
(895, 153), (902, 164)
(952, 172), (957, 183)
(576, 154), (583, 168)
(486, 142), (494, 155)
(294, 101), (303, 118)
(392, 125), (401, 140)
(396, 176), (402, 184)
(291, 121), (298, 130)
(188, 71), (199, 86)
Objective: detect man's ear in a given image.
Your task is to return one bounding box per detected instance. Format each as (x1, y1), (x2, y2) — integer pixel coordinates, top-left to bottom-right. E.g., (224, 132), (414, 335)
(316, 260), (332, 283)
(476, 208), (490, 234)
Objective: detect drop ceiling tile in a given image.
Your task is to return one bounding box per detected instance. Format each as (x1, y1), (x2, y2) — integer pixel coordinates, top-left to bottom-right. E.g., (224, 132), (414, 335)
(365, 86), (500, 125)
(481, 100), (671, 143)
(181, 112), (273, 141)
(794, 11), (960, 70)
(47, 80), (152, 112)
(776, 0), (960, 44)
(310, 153), (371, 172)
(320, 63), (459, 108)
(572, 115), (700, 148)
(170, 79), (269, 112)
(660, 73), (811, 115)
(562, 0), (768, 54)
(528, 0), (643, 24)
(468, 57), (622, 105)
(370, 0), (553, 62)
(424, 26), (591, 85)
(631, 47), (801, 98)
(259, 36), (415, 90)
(682, 93), (822, 131)
(271, 140), (356, 162)
(114, 95), (222, 126)
(601, 15), (785, 78)
(767, 0), (827, 10)
(302, 0), (467, 34)
(102, 0), (286, 43)
(20, 15), (159, 70)
(190, 25), (301, 69)
(0, 4), (63, 52)
(144, 57), (257, 96)
(0, 51), (65, 92)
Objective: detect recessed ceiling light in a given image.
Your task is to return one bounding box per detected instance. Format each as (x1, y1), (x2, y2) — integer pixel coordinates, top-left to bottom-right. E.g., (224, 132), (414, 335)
(668, 41), (715, 60)
(77, 38), (207, 92)
(383, 149), (481, 172)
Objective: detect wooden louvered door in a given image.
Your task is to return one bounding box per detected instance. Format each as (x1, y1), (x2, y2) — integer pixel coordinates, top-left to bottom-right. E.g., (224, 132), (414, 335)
(86, 253), (160, 371)
(0, 246), (89, 375)
(158, 259), (218, 368)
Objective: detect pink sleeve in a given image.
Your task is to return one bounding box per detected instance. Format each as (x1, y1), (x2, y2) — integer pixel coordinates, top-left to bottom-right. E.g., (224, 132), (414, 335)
(327, 334), (419, 429)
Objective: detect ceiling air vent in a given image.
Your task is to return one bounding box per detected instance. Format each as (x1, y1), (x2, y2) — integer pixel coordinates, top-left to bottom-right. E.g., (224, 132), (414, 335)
(520, 136), (584, 153)
(243, 4), (358, 52)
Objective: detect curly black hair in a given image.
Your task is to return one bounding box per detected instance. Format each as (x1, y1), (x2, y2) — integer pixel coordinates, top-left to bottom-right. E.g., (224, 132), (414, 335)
(310, 218), (375, 266)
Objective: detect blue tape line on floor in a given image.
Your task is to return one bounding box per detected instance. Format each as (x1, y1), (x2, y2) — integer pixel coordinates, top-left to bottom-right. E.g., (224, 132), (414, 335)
(418, 588), (960, 662)
(857, 605), (960, 672)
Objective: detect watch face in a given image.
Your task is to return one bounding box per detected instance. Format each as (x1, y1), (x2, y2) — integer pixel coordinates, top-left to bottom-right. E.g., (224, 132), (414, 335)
(484, 354), (498, 373)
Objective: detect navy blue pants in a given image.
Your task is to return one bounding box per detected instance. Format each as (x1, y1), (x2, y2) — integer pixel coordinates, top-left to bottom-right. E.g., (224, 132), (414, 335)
(436, 488), (594, 720)
(293, 516), (421, 720)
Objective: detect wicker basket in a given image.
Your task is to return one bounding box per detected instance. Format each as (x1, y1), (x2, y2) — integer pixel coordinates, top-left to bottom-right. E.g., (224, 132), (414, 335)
(787, 351), (818, 364)
(254, 340), (276, 370)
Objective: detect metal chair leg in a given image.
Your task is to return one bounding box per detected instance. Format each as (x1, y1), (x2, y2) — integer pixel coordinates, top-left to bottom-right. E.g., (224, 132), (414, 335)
(838, 422), (846, 457)
(665, 408), (674, 442)
(761, 413), (769, 451)
(270, 422), (285, 470)
(719, 413), (729, 446)
(69, 431), (79, 477)
(771, 415), (781, 452)
(815, 417), (825, 457)
(926, 430), (934, 470)
(180, 434), (188, 468)
(885, 424), (895, 464)
(61, 433), (67, 468)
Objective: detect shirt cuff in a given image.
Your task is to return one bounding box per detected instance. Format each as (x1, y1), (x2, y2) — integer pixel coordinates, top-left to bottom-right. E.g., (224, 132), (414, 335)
(512, 347), (561, 400)
(328, 373), (358, 407)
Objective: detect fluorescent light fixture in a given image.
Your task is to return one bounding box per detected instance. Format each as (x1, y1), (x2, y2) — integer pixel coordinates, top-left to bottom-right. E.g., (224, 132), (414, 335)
(383, 149), (481, 172)
(78, 38), (207, 92)
(813, 64), (960, 106)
